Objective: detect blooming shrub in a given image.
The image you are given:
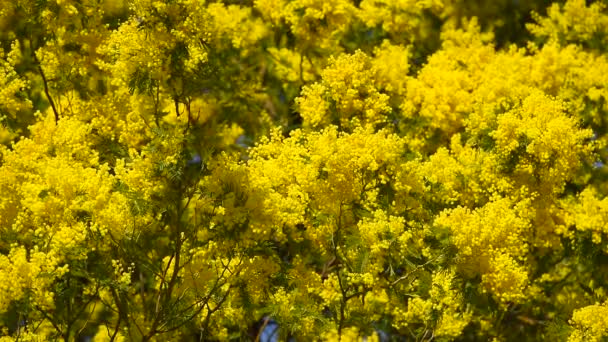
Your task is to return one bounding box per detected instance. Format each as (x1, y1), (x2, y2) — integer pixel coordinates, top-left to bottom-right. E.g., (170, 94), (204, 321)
(1, 0), (608, 341)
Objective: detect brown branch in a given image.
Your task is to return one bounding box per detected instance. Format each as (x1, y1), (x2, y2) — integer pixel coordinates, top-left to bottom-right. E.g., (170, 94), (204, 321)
(255, 317), (271, 342)
(34, 306), (63, 338)
(390, 254), (443, 287)
(33, 53), (59, 123)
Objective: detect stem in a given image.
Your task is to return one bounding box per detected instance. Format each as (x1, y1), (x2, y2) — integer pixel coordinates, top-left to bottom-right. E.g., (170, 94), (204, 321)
(109, 288), (124, 342)
(255, 317), (271, 342)
(33, 53), (59, 123)
(143, 184), (187, 341)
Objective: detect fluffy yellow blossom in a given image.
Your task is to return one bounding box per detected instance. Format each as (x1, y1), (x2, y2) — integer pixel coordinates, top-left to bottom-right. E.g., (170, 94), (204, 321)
(357, 210), (408, 257)
(481, 253), (529, 304)
(358, 0), (443, 42)
(562, 188), (608, 244)
(0, 247), (63, 313)
(436, 197), (531, 265)
(391, 270), (471, 335)
(430, 271), (471, 338)
(528, 0), (608, 48)
(297, 83), (331, 128)
(96, 19), (172, 84)
(296, 51), (391, 128)
(206, 3), (268, 51)
(1, 0), (608, 340)
(491, 91), (593, 195)
(275, 0), (356, 50)
(0, 41), (31, 119)
(400, 19), (495, 152)
(372, 41), (411, 97)
(267, 47), (316, 84)
(568, 302), (608, 342)
(0, 112), (134, 330)
(436, 197), (533, 303)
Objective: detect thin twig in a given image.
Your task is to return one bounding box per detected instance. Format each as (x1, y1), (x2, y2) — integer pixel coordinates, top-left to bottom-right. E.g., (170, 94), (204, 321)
(255, 317), (271, 342)
(33, 53), (59, 123)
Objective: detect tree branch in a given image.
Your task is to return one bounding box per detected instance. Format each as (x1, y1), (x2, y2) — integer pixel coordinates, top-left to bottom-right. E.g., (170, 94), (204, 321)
(33, 53), (59, 123)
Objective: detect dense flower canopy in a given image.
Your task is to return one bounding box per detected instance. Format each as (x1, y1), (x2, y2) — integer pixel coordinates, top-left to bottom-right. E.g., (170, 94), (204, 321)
(1, 0), (608, 341)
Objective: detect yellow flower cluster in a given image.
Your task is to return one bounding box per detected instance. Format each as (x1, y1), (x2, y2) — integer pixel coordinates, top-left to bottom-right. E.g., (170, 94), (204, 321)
(358, 0), (443, 42)
(562, 189), (608, 244)
(568, 301), (608, 342)
(246, 125), (404, 239)
(267, 47), (316, 85)
(0, 41), (31, 120)
(0, 113), (131, 321)
(372, 41), (411, 98)
(491, 91), (593, 195)
(0, 246), (66, 313)
(297, 51), (392, 128)
(436, 197), (532, 303)
(391, 270), (470, 338)
(206, 3), (268, 52)
(398, 19), (603, 154)
(255, 0), (356, 51)
(528, 0), (608, 48)
(1, 0), (608, 340)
